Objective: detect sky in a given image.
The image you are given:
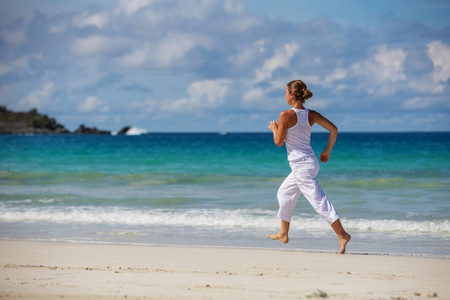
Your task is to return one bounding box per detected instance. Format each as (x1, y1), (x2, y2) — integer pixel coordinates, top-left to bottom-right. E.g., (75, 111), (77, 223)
(0, 0), (449, 132)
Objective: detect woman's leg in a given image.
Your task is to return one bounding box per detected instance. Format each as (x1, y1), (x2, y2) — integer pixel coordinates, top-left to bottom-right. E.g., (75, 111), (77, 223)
(331, 219), (352, 254)
(291, 158), (351, 253)
(268, 219), (290, 243)
(299, 177), (340, 225)
(269, 172), (300, 243)
(300, 180), (351, 253)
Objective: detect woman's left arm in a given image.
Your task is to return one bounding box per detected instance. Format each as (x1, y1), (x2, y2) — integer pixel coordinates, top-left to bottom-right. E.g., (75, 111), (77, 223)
(309, 110), (338, 162)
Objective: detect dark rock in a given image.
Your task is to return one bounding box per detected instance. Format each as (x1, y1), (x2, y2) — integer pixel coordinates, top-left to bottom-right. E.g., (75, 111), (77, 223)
(117, 126), (131, 135)
(74, 124), (111, 135)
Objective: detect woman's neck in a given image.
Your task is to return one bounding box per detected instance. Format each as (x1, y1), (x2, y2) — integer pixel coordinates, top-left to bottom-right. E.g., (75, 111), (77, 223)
(291, 103), (305, 109)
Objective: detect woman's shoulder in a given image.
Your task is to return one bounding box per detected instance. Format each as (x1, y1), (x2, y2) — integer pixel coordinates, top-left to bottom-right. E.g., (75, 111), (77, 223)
(308, 109), (322, 118)
(307, 109), (322, 125)
(279, 109), (296, 118)
(280, 109), (298, 128)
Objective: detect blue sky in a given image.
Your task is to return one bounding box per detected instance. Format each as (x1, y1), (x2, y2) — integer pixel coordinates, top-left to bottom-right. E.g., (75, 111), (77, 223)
(1, 0), (449, 132)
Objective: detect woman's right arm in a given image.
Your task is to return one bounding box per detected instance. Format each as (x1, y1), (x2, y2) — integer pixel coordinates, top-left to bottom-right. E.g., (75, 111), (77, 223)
(269, 111), (289, 147)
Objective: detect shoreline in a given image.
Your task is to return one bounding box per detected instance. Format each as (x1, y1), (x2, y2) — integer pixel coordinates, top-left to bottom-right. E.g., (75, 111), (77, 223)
(2, 238), (449, 259)
(1, 240), (448, 299)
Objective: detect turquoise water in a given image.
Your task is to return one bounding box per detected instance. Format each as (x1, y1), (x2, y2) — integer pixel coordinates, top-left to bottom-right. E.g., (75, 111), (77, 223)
(0, 133), (449, 256)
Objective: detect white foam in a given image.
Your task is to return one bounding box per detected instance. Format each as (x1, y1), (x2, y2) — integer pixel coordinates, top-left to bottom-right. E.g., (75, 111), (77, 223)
(0, 207), (449, 234)
(125, 127), (148, 135)
(4, 199), (33, 204)
(38, 199), (56, 204)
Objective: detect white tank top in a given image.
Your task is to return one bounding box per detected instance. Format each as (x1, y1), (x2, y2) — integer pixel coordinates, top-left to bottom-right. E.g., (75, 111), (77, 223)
(285, 108), (315, 161)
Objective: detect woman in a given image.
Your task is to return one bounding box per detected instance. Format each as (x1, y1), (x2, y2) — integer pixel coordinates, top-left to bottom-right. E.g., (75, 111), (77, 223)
(268, 80), (351, 254)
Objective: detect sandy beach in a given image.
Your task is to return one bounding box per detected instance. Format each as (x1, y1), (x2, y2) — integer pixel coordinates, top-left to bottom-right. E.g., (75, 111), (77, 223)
(0, 240), (448, 299)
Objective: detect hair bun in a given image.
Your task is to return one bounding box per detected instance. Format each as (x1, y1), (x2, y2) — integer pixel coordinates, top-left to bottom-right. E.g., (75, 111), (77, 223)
(287, 80), (313, 103)
(302, 89), (313, 101)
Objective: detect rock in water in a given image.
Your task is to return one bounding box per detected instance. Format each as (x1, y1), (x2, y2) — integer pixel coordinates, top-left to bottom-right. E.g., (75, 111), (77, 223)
(74, 124), (111, 135)
(117, 126), (131, 135)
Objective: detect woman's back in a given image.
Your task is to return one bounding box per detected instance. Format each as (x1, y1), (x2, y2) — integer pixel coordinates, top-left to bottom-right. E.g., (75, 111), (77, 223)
(285, 108), (314, 161)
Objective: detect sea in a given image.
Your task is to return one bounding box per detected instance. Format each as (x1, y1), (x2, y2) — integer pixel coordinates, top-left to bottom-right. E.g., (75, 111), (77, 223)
(0, 132), (449, 257)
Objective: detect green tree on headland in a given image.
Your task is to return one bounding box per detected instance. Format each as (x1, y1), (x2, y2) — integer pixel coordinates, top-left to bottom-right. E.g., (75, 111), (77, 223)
(0, 106), (120, 135)
(0, 106), (70, 134)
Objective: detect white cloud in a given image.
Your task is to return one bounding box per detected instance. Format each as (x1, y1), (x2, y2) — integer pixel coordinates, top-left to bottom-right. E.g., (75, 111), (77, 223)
(72, 36), (109, 56)
(0, 54), (42, 76)
(117, 45), (150, 68)
(72, 12), (109, 29)
(0, 29), (26, 44)
(408, 79), (439, 95)
(16, 83), (55, 110)
(154, 33), (209, 67)
(346, 44), (409, 96)
(336, 84), (348, 91)
(163, 79), (231, 111)
(352, 45), (408, 84)
(178, 1), (215, 19)
(117, 33), (212, 69)
(225, 15), (261, 32)
(323, 68), (348, 86)
(374, 46), (408, 81)
(305, 99), (329, 110)
(402, 96), (449, 110)
(428, 41), (450, 85)
(132, 99), (157, 113)
(254, 42), (299, 83)
(50, 22), (69, 34)
(408, 41), (450, 94)
(115, 0), (153, 15)
(402, 97), (427, 109)
(72, 36), (127, 56)
(285, 75), (321, 87)
(232, 39), (269, 67)
(187, 79), (231, 107)
(77, 96), (109, 113)
(223, 0), (244, 15)
(243, 88), (264, 104)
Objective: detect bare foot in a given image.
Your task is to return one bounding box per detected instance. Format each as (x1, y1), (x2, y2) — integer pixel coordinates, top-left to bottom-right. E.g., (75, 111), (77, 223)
(268, 232), (289, 243)
(338, 233), (351, 254)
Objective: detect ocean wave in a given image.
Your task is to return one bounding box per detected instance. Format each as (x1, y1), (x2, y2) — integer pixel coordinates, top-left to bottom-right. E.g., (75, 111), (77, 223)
(0, 171), (279, 186)
(2, 170), (447, 191)
(321, 177), (448, 189)
(0, 207), (448, 234)
(125, 127), (148, 135)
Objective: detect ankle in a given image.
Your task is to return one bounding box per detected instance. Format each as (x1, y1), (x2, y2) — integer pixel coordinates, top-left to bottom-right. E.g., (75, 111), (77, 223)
(336, 232), (347, 239)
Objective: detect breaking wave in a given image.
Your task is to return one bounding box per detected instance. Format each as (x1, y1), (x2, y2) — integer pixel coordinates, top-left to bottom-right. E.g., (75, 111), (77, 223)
(1, 206), (448, 234)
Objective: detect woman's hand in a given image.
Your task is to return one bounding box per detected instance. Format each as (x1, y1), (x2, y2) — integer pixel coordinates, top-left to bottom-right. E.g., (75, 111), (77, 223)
(268, 121), (279, 132)
(320, 151), (330, 163)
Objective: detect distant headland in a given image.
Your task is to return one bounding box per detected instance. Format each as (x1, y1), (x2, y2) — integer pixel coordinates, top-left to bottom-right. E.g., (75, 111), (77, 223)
(0, 106), (135, 135)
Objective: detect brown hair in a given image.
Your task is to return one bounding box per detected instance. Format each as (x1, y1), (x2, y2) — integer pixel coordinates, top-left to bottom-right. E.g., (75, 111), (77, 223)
(287, 80), (313, 103)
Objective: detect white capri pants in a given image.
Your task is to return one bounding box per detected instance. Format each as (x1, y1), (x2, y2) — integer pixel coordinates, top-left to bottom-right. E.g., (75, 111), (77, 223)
(277, 155), (340, 225)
